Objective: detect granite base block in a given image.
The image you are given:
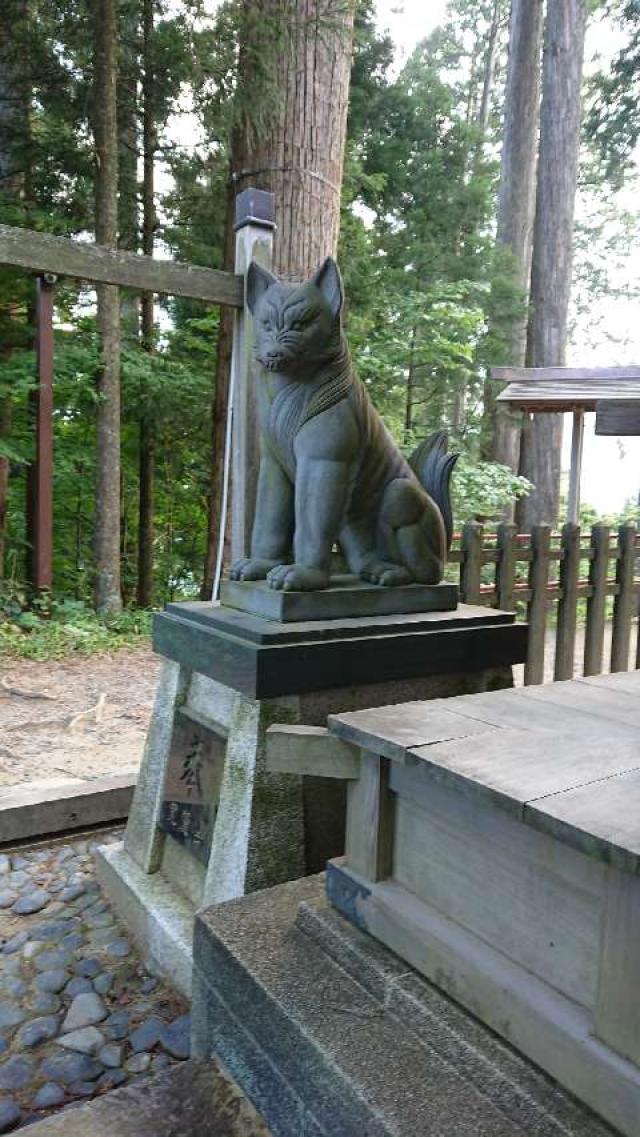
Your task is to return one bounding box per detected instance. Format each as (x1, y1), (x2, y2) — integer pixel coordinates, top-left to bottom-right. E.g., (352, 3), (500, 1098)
(220, 575), (458, 622)
(192, 876), (611, 1137)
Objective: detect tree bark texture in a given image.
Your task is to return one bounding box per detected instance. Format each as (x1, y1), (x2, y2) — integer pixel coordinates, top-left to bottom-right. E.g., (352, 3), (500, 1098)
(517, 0), (587, 531)
(201, 0), (356, 596)
(485, 0), (544, 471)
(137, 0), (156, 607)
(233, 0), (356, 278)
(93, 0), (122, 613)
(0, 0), (27, 580)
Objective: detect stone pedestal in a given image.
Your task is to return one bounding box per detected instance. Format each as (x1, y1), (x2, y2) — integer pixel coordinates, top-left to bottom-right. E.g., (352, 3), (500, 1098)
(96, 599), (526, 995)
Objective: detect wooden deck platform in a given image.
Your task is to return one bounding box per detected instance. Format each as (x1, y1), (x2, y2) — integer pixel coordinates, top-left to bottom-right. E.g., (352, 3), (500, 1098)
(269, 671), (640, 1137)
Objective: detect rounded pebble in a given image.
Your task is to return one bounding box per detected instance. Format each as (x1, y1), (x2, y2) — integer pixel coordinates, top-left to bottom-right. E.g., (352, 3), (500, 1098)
(97, 1042), (122, 1068)
(35, 951), (73, 972)
(0, 1002), (27, 1032)
(96, 1068), (127, 1092)
(104, 1010), (130, 1041)
(35, 971), (70, 995)
(33, 1082), (66, 1109)
(39, 1051), (102, 1085)
(12, 890), (50, 916)
(73, 959), (101, 979)
(0, 891), (17, 909)
(161, 1014), (191, 1060)
(92, 973), (113, 997)
(59, 884), (85, 903)
(0, 1055), (34, 1090)
(129, 1016), (163, 1053)
(0, 855), (10, 874)
(62, 992), (107, 1034)
(67, 1079), (96, 1098)
(2, 932), (28, 956)
(125, 1052), (151, 1074)
(65, 977), (94, 998)
(106, 939), (131, 958)
(15, 1015), (60, 1050)
(57, 1025), (104, 1055)
(0, 1100), (21, 1133)
(30, 993), (62, 1016)
(3, 978), (28, 999)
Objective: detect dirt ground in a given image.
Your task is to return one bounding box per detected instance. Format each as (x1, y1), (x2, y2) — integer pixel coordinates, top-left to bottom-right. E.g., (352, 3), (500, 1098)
(0, 620), (636, 789)
(0, 647), (161, 788)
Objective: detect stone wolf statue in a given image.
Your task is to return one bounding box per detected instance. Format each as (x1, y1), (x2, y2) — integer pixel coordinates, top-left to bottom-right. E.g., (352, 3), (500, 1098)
(230, 257), (458, 593)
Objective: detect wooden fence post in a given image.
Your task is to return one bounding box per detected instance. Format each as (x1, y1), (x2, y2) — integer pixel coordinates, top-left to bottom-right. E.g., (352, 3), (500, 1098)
(584, 524), (610, 677)
(461, 521), (483, 605)
(229, 188), (276, 564)
(554, 523), (580, 681)
(611, 524), (636, 673)
(31, 274), (56, 596)
(525, 524), (551, 686)
(496, 522), (517, 611)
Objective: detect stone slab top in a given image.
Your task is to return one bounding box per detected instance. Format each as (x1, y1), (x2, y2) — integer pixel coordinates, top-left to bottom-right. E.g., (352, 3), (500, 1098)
(329, 671), (640, 875)
(220, 576), (458, 623)
(162, 598), (514, 645)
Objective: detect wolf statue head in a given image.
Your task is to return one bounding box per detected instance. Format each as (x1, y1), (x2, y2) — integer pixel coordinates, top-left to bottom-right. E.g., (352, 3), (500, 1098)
(246, 258), (345, 379)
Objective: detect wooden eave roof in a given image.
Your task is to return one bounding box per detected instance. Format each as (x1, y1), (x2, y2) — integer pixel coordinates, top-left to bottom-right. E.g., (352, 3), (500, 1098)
(493, 366), (640, 412)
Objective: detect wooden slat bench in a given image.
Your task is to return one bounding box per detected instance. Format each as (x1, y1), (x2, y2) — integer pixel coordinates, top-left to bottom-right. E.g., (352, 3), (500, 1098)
(267, 671), (640, 1137)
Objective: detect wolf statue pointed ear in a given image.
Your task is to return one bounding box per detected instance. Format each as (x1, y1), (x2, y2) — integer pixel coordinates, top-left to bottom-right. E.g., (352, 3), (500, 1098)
(246, 261), (278, 314)
(310, 257), (344, 319)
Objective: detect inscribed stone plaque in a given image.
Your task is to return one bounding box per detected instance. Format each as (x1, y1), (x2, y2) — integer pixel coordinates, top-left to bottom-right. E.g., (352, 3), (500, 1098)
(159, 710), (226, 866)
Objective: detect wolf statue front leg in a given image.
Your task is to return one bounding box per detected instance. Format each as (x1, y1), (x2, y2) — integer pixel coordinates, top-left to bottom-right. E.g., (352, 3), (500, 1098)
(267, 404), (359, 591)
(230, 448), (294, 581)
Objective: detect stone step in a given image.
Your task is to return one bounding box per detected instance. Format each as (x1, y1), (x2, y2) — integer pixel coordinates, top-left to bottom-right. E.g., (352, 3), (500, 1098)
(192, 875), (615, 1137)
(23, 1059), (271, 1137)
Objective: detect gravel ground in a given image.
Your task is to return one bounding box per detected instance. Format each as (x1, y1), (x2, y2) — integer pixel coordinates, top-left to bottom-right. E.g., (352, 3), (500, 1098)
(0, 829), (189, 1133)
(0, 649), (161, 788)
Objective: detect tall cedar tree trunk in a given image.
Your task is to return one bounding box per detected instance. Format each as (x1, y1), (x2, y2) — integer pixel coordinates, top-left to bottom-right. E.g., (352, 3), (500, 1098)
(517, 0), (587, 530)
(200, 0), (356, 597)
(485, 0), (544, 471)
(138, 0), (155, 608)
(0, 0), (28, 579)
(93, 0), (122, 613)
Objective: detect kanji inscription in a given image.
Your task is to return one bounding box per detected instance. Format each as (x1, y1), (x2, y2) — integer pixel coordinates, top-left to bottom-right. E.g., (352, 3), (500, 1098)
(159, 710), (226, 866)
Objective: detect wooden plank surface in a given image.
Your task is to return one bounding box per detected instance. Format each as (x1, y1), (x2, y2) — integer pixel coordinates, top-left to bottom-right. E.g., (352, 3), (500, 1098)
(406, 730), (640, 816)
(523, 675), (640, 728)
(526, 769), (640, 877)
(0, 223), (244, 306)
(329, 702), (498, 763)
(421, 686), (640, 741)
(578, 672), (640, 696)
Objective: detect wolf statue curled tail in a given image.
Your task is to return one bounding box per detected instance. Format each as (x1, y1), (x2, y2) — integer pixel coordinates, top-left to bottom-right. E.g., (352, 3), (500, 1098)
(230, 257), (458, 593)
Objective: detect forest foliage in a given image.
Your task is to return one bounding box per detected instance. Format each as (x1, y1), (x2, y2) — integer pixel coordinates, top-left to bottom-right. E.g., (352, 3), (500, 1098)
(0, 0), (638, 624)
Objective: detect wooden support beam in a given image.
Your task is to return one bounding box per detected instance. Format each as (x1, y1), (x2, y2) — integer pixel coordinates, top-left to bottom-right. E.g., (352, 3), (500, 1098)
(566, 410), (584, 525)
(0, 223), (243, 307)
(266, 725), (360, 779)
(33, 275), (55, 594)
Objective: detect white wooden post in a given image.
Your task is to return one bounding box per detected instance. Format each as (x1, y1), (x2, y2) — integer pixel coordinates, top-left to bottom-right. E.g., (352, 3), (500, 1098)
(229, 188), (276, 565)
(567, 409), (584, 525)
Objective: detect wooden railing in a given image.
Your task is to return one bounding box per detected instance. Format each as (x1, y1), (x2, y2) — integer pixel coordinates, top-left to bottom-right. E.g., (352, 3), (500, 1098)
(450, 522), (640, 684)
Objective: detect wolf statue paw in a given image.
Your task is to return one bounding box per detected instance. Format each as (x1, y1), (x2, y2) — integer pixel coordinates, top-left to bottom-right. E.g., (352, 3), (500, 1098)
(360, 562), (412, 587)
(267, 564), (330, 592)
(229, 558), (280, 582)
